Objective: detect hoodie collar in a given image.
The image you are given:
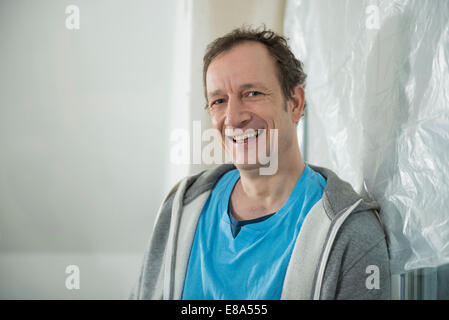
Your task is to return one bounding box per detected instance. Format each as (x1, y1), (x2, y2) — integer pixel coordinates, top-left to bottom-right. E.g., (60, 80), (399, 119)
(183, 163), (380, 220)
(308, 164), (380, 220)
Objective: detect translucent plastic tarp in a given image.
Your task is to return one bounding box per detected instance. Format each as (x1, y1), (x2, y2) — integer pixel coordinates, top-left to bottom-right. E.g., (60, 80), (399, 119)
(285, 0), (449, 274)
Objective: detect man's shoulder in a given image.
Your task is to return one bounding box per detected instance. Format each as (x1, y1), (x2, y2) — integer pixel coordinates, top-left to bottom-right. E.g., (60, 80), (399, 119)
(322, 209), (390, 299)
(338, 210), (386, 248)
(163, 164), (236, 206)
(309, 164), (381, 220)
(329, 209), (389, 277)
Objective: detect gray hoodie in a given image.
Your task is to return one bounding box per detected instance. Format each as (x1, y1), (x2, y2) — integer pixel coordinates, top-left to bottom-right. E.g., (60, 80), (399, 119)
(130, 163), (391, 300)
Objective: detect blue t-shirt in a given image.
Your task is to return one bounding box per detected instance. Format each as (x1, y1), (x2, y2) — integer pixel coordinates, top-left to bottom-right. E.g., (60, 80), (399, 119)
(181, 164), (326, 300)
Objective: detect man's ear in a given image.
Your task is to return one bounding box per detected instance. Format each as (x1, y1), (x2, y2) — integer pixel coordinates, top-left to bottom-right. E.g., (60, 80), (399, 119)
(287, 85), (305, 123)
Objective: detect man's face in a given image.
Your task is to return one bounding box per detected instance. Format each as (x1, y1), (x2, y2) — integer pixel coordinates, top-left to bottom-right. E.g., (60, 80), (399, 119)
(205, 41), (299, 172)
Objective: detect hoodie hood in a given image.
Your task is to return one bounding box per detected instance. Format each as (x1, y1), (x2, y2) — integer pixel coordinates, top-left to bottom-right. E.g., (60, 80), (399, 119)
(308, 164), (380, 218)
(182, 163), (380, 219)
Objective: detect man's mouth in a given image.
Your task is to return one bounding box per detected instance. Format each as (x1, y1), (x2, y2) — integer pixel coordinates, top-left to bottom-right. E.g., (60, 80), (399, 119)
(228, 130), (261, 144)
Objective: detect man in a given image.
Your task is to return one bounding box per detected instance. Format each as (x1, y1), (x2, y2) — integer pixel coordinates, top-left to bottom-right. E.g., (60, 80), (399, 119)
(130, 27), (390, 300)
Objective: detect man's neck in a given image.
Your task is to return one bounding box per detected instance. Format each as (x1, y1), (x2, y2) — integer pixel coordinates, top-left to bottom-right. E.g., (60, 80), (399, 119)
(231, 149), (306, 221)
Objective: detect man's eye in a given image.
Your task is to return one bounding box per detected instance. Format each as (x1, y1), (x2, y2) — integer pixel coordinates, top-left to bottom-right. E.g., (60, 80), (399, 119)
(212, 99), (225, 105)
(247, 91), (262, 97)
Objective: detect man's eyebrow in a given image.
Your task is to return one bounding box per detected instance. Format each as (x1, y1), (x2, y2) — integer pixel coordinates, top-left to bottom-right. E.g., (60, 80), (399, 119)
(207, 89), (224, 100)
(207, 83), (270, 99)
(239, 83), (270, 91)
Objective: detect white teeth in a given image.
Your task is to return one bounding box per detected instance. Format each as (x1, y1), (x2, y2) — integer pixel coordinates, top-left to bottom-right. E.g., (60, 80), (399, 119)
(233, 131), (259, 142)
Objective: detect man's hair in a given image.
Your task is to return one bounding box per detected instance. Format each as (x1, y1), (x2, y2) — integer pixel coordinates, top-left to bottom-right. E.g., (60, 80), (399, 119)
(203, 25), (307, 111)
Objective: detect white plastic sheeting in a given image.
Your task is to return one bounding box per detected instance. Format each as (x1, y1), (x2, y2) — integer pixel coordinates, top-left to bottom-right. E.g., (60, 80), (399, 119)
(285, 0), (449, 274)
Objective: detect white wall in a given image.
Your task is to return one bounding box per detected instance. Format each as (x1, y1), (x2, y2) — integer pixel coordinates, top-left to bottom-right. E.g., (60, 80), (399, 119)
(0, 0), (177, 298)
(0, 252), (141, 299)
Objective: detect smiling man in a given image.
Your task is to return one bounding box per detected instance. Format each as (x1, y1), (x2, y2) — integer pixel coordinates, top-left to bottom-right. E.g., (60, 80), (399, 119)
(130, 27), (391, 300)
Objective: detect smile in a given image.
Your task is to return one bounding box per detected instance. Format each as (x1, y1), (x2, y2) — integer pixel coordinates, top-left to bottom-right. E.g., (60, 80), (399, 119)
(230, 130), (261, 144)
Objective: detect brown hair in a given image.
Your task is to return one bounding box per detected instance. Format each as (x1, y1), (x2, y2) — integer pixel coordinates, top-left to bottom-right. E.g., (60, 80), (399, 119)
(203, 25), (307, 110)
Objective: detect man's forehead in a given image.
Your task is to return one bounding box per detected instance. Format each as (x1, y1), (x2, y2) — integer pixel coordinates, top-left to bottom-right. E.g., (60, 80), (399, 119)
(209, 42), (273, 72)
(206, 43), (277, 97)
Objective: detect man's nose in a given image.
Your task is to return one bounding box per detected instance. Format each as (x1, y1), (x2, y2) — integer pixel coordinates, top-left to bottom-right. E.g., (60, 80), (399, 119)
(224, 96), (250, 128)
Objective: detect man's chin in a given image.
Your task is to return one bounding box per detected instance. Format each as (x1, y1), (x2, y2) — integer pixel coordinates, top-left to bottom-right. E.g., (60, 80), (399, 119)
(231, 161), (267, 174)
